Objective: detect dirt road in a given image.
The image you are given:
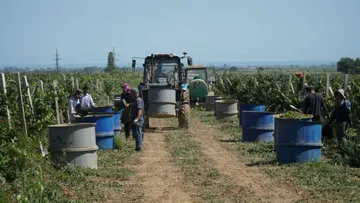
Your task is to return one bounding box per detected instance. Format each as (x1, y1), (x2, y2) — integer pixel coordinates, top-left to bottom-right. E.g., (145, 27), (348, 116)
(189, 119), (301, 203)
(103, 115), (303, 203)
(118, 118), (193, 203)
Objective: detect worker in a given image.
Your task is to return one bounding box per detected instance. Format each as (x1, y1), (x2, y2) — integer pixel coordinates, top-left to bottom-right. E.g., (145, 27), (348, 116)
(130, 88), (144, 151)
(302, 86), (329, 122)
(121, 83), (133, 140)
(81, 84), (96, 109)
(327, 89), (352, 143)
(68, 89), (83, 123)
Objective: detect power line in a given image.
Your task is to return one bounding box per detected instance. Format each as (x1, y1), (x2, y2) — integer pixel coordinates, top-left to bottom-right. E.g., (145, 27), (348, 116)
(112, 47), (121, 67)
(54, 49), (61, 73)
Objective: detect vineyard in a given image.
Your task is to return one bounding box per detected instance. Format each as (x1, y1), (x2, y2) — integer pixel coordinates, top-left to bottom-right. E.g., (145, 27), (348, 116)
(215, 71), (360, 124)
(214, 71), (360, 166)
(0, 70), (360, 202)
(0, 71), (142, 202)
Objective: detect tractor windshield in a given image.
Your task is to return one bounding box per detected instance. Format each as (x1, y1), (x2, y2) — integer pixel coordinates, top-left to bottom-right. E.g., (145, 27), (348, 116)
(186, 69), (206, 83)
(155, 62), (178, 85)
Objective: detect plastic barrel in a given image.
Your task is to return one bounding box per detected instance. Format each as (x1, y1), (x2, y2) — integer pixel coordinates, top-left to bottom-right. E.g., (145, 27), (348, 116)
(79, 114), (114, 150)
(275, 118), (322, 163)
(242, 111), (274, 142)
(113, 111), (121, 141)
(91, 106), (113, 113)
(239, 104), (265, 126)
(273, 116), (312, 152)
(213, 96), (222, 116)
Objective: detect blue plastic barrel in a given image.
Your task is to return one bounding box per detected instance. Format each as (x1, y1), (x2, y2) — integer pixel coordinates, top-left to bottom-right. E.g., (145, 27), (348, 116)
(213, 96), (222, 116)
(113, 110), (121, 141)
(275, 118), (322, 163)
(273, 116), (312, 152)
(242, 111), (274, 142)
(91, 106), (113, 113)
(79, 114), (114, 150)
(239, 104), (265, 126)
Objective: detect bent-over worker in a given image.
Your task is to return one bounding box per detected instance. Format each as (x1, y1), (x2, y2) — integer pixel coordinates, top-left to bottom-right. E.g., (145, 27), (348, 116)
(81, 84), (96, 109)
(69, 89), (83, 123)
(327, 89), (352, 143)
(130, 88), (144, 151)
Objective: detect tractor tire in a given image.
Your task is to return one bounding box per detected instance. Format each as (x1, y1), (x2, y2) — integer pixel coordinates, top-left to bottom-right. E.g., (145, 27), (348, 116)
(178, 103), (190, 130)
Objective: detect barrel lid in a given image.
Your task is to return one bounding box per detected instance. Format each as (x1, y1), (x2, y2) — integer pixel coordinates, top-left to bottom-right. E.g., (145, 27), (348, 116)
(48, 123), (96, 128)
(215, 99), (238, 104)
(81, 114), (114, 118)
(242, 111), (274, 114)
(88, 112), (119, 115)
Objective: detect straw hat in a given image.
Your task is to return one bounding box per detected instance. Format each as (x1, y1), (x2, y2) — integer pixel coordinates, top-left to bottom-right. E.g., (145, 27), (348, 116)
(335, 89), (346, 99)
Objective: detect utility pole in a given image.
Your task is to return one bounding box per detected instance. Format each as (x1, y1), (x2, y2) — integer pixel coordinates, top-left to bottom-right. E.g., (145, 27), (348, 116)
(55, 49), (61, 73)
(113, 47), (121, 68)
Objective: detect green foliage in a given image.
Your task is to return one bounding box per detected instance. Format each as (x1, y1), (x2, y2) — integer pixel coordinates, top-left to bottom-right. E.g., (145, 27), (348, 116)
(326, 134), (360, 167)
(215, 71), (360, 168)
(277, 111), (312, 119)
(105, 52), (115, 72)
(0, 71), (142, 201)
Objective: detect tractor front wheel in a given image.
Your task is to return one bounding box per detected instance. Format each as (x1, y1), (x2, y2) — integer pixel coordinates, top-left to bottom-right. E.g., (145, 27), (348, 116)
(178, 103), (190, 130)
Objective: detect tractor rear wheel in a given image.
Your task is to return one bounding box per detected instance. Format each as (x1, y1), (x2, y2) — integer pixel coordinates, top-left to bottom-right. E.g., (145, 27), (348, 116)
(178, 103), (190, 129)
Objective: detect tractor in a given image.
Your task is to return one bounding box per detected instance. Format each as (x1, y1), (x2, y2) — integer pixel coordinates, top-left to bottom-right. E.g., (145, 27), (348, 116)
(131, 51), (193, 130)
(184, 65), (212, 106)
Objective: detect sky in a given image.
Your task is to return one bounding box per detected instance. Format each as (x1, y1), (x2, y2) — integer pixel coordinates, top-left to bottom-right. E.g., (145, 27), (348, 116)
(0, 0), (359, 67)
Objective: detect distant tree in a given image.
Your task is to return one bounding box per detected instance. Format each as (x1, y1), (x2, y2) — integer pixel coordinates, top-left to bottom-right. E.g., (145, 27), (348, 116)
(230, 66), (237, 71)
(355, 58), (360, 74)
(258, 67), (264, 71)
(337, 57), (355, 73)
(105, 52), (115, 72)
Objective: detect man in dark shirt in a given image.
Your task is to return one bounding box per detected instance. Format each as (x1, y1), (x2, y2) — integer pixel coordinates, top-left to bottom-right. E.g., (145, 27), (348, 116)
(303, 86), (329, 122)
(120, 83), (133, 140)
(328, 89), (352, 143)
(130, 88), (144, 151)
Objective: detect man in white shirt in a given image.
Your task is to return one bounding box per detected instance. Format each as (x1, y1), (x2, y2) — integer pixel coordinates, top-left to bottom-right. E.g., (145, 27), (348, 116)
(69, 89), (83, 123)
(81, 84), (96, 109)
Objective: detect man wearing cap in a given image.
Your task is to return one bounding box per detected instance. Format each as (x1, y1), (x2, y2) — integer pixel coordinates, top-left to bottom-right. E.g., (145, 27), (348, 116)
(302, 86), (329, 122)
(327, 89), (352, 143)
(69, 89), (83, 123)
(130, 88), (144, 151)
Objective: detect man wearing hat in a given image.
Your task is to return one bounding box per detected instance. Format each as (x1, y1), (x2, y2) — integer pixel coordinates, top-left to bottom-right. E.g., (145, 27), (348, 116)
(130, 88), (144, 151)
(328, 89), (352, 143)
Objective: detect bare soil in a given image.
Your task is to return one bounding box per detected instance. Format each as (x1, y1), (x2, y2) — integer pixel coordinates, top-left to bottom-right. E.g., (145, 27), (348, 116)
(189, 118), (302, 203)
(101, 115), (306, 203)
(113, 118), (193, 203)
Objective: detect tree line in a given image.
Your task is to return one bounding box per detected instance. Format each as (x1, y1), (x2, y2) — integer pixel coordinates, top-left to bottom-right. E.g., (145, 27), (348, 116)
(337, 57), (360, 74)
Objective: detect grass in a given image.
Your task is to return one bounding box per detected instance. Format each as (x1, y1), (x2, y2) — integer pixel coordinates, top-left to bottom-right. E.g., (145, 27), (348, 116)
(0, 131), (136, 203)
(164, 129), (254, 202)
(193, 108), (360, 202)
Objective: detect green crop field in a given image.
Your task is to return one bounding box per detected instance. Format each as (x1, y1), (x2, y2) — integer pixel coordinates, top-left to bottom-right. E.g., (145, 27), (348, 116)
(0, 69), (359, 202)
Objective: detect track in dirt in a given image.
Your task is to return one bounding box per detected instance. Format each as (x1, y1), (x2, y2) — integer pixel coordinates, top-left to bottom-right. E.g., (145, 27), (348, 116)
(189, 119), (302, 203)
(122, 118), (192, 203)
